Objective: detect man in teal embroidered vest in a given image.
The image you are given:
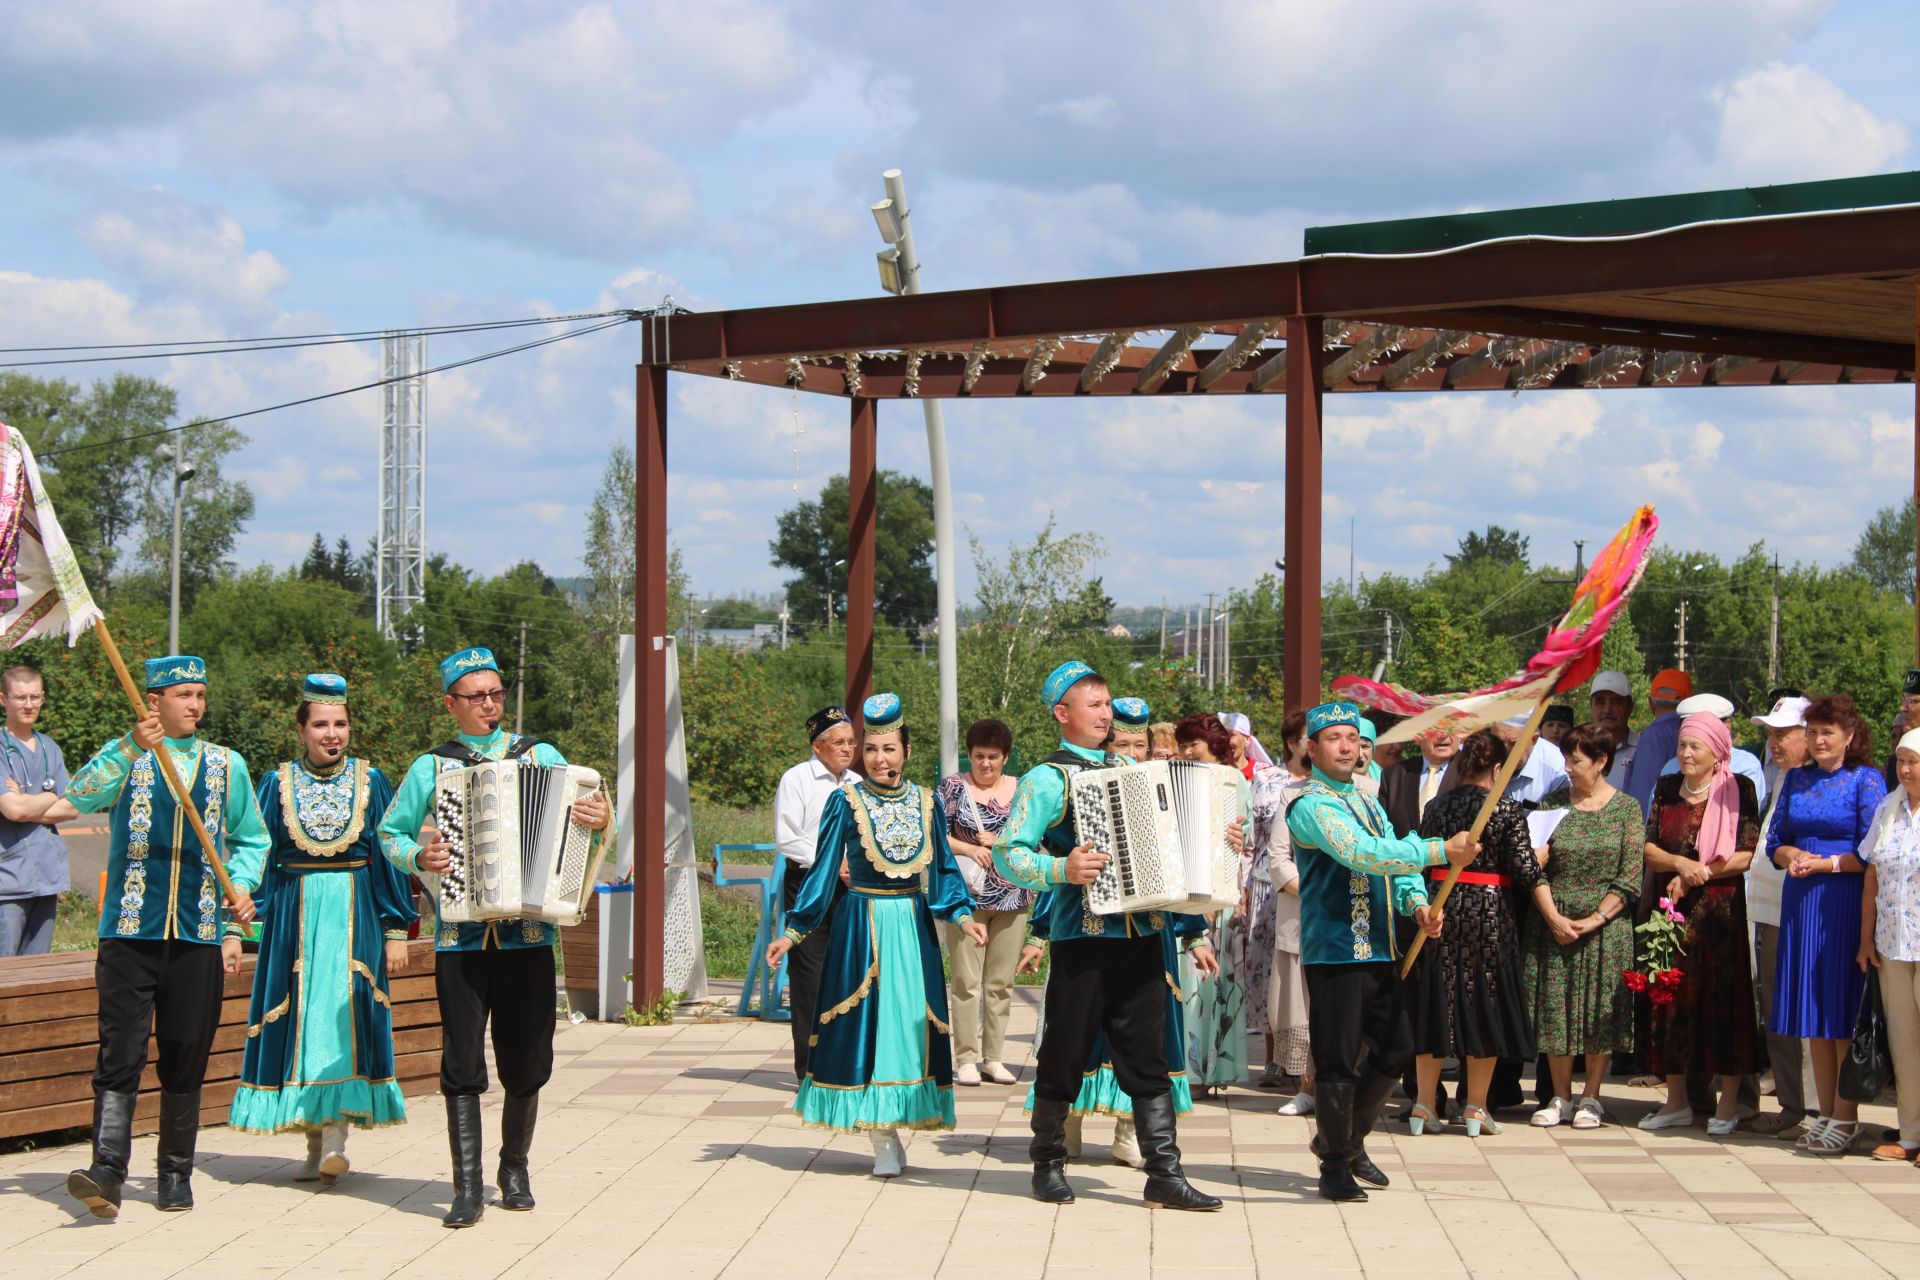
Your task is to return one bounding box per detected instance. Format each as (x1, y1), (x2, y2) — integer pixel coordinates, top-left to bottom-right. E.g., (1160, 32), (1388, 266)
(378, 646), (610, 1229)
(63, 655), (269, 1219)
(1286, 701), (1477, 1203)
(994, 660), (1222, 1212)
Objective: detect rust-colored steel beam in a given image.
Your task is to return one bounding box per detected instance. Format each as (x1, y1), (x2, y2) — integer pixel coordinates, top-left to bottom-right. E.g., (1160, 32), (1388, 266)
(1914, 276), (1919, 666)
(846, 397), (877, 732)
(632, 363), (669, 1007)
(1283, 315), (1325, 716)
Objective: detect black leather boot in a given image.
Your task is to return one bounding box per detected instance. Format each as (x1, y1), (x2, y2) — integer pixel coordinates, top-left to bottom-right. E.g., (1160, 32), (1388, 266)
(443, 1095), (486, 1228)
(1028, 1098), (1076, 1204)
(1314, 1082), (1367, 1202)
(154, 1089), (201, 1211)
(497, 1092), (537, 1211)
(67, 1090), (137, 1219)
(1135, 1094), (1223, 1211)
(1348, 1069), (1399, 1189)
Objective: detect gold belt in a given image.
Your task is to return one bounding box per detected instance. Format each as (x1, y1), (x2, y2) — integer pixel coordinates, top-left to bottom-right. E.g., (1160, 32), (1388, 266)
(284, 859), (369, 872)
(852, 885), (919, 897)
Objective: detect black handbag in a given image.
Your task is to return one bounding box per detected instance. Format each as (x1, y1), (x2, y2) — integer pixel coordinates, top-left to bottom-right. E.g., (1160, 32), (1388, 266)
(1839, 969), (1894, 1104)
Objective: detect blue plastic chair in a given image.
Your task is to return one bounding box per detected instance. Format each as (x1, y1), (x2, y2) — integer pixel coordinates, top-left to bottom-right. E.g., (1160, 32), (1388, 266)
(712, 844), (789, 1021)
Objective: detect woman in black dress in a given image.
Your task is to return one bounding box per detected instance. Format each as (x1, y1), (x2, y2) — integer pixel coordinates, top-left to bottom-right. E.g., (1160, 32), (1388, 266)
(1409, 729), (1541, 1136)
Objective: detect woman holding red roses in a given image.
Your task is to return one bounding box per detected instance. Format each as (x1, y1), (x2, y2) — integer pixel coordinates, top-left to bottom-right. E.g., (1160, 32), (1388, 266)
(1638, 712), (1764, 1136)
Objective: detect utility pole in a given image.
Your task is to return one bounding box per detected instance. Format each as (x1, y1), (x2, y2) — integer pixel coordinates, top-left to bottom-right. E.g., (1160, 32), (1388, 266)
(157, 444), (194, 654)
(1204, 593), (1216, 690)
(1350, 517), (1356, 597)
(870, 169), (960, 778)
(1222, 607), (1232, 692)
(514, 621), (528, 734)
(826, 589), (834, 636)
(1372, 610), (1395, 682)
(1676, 598), (1689, 673)
(780, 608), (790, 651)
(1183, 607), (1191, 667)
(1159, 598), (1167, 659)
(1769, 553), (1781, 688)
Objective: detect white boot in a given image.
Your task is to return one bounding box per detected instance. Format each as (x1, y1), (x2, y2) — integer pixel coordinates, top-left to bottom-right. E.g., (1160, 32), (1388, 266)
(1278, 1089), (1316, 1117)
(1111, 1116), (1145, 1169)
(293, 1129), (324, 1182)
(867, 1129), (903, 1178)
(1064, 1113), (1084, 1160)
(319, 1122), (349, 1183)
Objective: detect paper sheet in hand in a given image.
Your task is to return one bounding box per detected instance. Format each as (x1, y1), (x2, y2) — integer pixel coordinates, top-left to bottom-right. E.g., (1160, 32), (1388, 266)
(1527, 809), (1568, 848)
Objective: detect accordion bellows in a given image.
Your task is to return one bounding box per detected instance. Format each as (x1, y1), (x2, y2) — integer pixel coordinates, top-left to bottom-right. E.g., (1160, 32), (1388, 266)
(1068, 759), (1242, 916)
(431, 761), (608, 926)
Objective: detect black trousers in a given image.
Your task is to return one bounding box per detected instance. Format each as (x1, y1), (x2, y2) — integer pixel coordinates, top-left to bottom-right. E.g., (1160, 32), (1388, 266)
(1034, 935), (1171, 1104)
(1305, 961), (1415, 1088)
(781, 865), (839, 1081)
(93, 938), (224, 1094)
(436, 948), (557, 1098)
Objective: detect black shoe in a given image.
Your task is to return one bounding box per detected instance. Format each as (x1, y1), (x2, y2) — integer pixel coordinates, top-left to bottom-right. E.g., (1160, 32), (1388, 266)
(443, 1095), (486, 1228)
(154, 1089), (200, 1212)
(1029, 1098), (1076, 1203)
(68, 1090), (137, 1220)
(497, 1092), (537, 1211)
(1349, 1069), (1399, 1191)
(1309, 1131), (1389, 1190)
(1134, 1094), (1223, 1212)
(1318, 1158), (1370, 1202)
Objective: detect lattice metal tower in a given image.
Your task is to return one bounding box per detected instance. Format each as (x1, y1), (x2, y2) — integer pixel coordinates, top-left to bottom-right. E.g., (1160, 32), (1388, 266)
(376, 332), (427, 640)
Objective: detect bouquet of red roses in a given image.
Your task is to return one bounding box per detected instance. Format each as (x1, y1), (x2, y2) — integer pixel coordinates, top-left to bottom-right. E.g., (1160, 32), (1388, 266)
(1623, 896), (1688, 1005)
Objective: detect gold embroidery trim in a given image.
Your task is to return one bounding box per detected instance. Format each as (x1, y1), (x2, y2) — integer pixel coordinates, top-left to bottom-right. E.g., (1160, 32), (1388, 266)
(349, 959), (393, 1007)
(817, 914), (880, 1025)
(842, 781), (934, 880)
(277, 758), (372, 857)
(1165, 972), (1184, 1003)
(247, 996), (291, 1038)
(925, 1004), (951, 1035)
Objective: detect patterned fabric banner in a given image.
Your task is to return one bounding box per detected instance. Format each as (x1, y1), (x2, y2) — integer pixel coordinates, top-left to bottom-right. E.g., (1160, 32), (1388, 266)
(0, 422), (105, 647)
(1334, 506), (1659, 743)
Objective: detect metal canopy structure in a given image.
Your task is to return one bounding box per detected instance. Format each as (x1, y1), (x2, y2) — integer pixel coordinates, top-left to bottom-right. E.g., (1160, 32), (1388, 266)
(624, 172), (1920, 1002)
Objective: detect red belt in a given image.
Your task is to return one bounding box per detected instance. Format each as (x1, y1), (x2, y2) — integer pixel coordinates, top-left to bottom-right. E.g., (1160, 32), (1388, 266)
(1429, 868), (1509, 888)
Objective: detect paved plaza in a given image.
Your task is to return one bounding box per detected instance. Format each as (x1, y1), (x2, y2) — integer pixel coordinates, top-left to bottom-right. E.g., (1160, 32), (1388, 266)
(5, 987), (1920, 1279)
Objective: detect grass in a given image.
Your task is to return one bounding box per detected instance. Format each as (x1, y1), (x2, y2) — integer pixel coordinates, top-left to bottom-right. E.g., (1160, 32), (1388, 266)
(52, 889), (98, 952)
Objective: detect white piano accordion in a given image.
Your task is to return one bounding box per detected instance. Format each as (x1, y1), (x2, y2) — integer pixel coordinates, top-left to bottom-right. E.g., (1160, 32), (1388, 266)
(1068, 759), (1242, 916)
(429, 761), (608, 926)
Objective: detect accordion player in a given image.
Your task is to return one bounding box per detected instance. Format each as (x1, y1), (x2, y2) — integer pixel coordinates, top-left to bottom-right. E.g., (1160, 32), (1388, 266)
(429, 760), (609, 925)
(1067, 759), (1243, 916)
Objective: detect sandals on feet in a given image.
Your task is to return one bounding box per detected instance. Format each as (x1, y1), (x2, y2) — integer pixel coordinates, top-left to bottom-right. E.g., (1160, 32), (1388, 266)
(1573, 1098), (1606, 1129)
(1803, 1119), (1857, 1156)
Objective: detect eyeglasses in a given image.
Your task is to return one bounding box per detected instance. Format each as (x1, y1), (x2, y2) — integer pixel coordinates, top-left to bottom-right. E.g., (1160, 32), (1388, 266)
(450, 687), (508, 706)
(7, 694), (44, 705)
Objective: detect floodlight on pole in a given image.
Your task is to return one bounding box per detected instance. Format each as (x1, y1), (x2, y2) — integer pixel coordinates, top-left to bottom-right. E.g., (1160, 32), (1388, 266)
(871, 197), (904, 245)
(876, 247), (904, 296)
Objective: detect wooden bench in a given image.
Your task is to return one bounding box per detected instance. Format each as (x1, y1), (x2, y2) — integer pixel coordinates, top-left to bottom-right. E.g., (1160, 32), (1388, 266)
(0, 938), (443, 1140)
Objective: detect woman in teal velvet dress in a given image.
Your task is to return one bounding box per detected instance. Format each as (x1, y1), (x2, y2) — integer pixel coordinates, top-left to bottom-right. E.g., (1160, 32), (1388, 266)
(224, 675), (416, 1183)
(766, 694), (985, 1177)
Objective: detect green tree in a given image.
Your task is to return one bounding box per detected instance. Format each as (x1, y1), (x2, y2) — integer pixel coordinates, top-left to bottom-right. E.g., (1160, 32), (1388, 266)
(1053, 577), (1115, 634)
(1851, 497), (1915, 601)
(702, 597), (777, 629)
(1446, 525), (1531, 572)
(770, 471), (936, 630)
(965, 516), (1106, 715)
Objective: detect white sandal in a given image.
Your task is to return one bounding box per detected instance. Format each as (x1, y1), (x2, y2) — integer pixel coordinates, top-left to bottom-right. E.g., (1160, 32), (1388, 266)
(1795, 1116), (1832, 1150)
(1572, 1098), (1606, 1130)
(1803, 1119), (1857, 1157)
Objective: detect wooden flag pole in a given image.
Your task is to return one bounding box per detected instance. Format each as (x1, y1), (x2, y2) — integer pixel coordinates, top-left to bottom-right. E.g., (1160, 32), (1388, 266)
(1398, 694), (1553, 978)
(91, 619), (244, 908)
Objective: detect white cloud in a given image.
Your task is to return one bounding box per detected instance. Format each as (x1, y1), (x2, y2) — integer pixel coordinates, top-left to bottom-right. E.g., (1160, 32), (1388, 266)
(1707, 61), (1912, 184)
(81, 190), (289, 315)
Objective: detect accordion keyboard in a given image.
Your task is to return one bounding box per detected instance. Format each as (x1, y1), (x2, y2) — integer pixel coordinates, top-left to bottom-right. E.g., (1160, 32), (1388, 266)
(435, 787), (469, 910)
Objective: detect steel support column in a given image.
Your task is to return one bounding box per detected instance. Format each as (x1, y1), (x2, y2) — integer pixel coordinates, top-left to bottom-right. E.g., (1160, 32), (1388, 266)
(847, 397), (878, 731)
(632, 363), (668, 1006)
(1283, 316), (1326, 716)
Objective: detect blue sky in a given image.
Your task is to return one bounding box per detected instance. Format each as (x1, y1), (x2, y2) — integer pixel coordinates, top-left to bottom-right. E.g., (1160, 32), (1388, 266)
(1, 0), (1915, 617)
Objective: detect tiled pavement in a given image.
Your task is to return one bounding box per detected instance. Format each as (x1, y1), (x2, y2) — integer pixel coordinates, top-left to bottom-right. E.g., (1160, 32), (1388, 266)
(6, 987), (1920, 1278)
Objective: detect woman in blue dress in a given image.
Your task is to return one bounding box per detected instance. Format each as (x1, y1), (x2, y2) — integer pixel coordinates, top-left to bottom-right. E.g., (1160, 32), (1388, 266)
(766, 694), (985, 1177)
(225, 674), (417, 1182)
(1768, 693), (1888, 1156)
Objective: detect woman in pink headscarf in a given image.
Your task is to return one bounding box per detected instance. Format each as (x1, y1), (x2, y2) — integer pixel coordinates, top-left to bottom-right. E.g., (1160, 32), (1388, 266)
(1637, 712), (1765, 1136)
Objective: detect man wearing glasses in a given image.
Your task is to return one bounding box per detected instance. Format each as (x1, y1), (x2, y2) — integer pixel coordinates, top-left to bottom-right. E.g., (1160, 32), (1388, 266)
(0, 665), (77, 957)
(379, 646), (612, 1228)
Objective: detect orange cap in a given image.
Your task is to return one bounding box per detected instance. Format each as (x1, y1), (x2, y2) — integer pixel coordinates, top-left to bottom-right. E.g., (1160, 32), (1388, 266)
(1649, 669), (1693, 703)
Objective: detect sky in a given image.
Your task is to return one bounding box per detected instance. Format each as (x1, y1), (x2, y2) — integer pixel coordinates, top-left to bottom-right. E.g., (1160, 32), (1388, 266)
(2, 0), (1916, 619)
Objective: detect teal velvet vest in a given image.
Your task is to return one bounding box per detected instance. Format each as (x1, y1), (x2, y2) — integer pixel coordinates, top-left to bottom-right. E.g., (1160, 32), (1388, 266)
(98, 746), (232, 945)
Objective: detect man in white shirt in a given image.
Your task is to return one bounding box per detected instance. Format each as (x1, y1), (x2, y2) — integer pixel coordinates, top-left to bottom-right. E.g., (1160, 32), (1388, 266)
(1746, 695), (1810, 1137)
(1495, 716), (1567, 808)
(1589, 671), (1639, 790)
(773, 706), (860, 1081)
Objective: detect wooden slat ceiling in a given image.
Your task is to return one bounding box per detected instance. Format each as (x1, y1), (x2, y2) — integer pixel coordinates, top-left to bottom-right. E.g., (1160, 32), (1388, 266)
(1525, 278), (1916, 347)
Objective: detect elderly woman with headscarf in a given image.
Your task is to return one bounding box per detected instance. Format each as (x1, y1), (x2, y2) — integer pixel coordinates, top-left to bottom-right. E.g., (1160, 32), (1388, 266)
(1859, 729), (1920, 1163)
(1637, 712), (1764, 1136)
(1222, 712), (1295, 1088)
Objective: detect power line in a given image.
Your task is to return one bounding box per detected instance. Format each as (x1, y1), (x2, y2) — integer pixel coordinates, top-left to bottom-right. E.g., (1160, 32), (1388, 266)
(38, 316), (634, 461)
(0, 309), (639, 365)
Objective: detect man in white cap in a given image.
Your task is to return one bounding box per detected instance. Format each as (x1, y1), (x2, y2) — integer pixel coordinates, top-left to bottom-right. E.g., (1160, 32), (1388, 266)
(1588, 671), (1639, 789)
(1746, 694), (1812, 1136)
(1657, 693), (1768, 809)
